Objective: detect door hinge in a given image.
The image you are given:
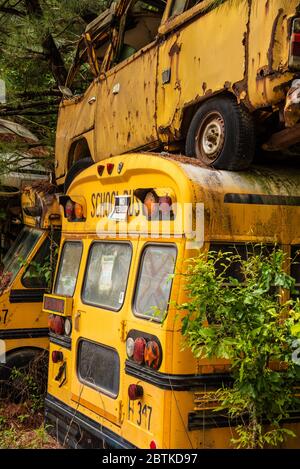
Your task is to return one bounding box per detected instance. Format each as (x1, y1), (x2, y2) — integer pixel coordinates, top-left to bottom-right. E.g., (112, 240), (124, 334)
(119, 320), (127, 342)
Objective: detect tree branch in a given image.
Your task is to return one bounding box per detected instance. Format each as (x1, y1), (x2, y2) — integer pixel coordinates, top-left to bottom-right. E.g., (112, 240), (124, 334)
(0, 6), (25, 16)
(0, 108), (59, 117)
(0, 99), (60, 112)
(24, 0), (68, 86)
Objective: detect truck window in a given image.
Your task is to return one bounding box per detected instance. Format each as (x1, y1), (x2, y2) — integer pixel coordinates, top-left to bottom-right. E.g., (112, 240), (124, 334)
(54, 242), (82, 297)
(113, 1), (165, 66)
(169, 0), (202, 18)
(77, 340), (120, 398)
(1, 227), (42, 287)
(134, 244), (177, 322)
(82, 242), (132, 311)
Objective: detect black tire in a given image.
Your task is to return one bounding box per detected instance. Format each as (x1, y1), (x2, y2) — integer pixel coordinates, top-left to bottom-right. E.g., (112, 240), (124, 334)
(185, 96), (255, 170)
(64, 157), (93, 193)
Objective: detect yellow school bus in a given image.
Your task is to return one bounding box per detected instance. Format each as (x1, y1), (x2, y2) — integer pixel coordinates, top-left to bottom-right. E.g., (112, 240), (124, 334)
(44, 154), (300, 449)
(56, 0), (300, 188)
(0, 185), (61, 385)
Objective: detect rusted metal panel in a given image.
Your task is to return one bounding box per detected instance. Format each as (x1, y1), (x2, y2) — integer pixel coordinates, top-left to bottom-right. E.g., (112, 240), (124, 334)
(157, 1), (248, 140)
(263, 122), (300, 150)
(55, 81), (98, 180)
(247, 0), (298, 109)
(94, 43), (159, 159)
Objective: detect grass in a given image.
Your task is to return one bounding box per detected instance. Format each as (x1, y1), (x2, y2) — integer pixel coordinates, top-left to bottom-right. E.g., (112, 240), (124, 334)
(0, 401), (60, 449)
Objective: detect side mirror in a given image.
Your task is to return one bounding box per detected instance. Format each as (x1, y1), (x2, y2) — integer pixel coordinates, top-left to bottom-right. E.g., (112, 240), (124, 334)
(59, 85), (73, 98)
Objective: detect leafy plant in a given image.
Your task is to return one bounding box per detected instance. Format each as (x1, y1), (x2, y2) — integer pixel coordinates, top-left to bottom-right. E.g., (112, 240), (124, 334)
(178, 247), (300, 448)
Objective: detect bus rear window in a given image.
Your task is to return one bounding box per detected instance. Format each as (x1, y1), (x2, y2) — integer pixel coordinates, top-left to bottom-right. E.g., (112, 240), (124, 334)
(77, 340), (120, 398)
(54, 242), (82, 297)
(134, 244), (177, 322)
(82, 242), (132, 311)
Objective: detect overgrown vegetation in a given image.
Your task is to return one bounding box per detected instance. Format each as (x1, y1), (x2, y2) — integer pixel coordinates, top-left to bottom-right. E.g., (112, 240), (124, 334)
(0, 0), (109, 158)
(0, 351), (59, 449)
(178, 247), (300, 449)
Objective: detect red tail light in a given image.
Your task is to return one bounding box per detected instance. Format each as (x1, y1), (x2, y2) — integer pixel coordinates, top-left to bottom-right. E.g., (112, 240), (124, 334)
(48, 314), (55, 330)
(107, 163), (114, 175)
(150, 440), (157, 449)
(133, 337), (146, 364)
(128, 384), (144, 400)
(52, 351), (63, 363)
(98, 165), (105, 176)
(53, 315), (65, 335)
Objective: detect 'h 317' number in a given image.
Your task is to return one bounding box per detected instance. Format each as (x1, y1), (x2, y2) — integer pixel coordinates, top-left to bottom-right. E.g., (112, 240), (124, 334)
(128, 400), (152, 431)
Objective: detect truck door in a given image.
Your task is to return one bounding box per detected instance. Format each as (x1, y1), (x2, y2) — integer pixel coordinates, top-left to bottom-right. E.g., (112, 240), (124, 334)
(94, 1), (164, 158)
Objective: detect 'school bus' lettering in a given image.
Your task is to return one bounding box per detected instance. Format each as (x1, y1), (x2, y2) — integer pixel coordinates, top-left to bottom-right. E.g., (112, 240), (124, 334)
(90, 190), (142, 218)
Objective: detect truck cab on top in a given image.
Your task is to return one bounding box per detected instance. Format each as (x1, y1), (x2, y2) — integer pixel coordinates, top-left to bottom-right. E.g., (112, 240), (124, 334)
(56, 0), (300, 188)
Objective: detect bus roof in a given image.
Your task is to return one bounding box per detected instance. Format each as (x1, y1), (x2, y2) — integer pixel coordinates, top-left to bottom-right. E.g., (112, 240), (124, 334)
(63, 153), (300, 246)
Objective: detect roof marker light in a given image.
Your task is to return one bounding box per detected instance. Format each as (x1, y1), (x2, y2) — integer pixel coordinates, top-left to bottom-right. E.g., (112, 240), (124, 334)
(107, 163), (114, 175)
(98, 165), (105, 176)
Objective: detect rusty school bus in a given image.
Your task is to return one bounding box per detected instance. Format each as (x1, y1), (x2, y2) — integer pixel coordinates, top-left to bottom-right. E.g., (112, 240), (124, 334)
(0, 185), (61, 388)
(56, 0), (300, 188)
(44, 153), (300, 449)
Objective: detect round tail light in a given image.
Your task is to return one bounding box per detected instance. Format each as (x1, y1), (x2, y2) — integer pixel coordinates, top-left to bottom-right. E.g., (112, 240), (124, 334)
(52, 350), (64, 363)
(159, 195), (172, 216)
(48, 314), (55, 331)
(144, 340), (160, 369)
(53, 315), (65, 335)
(64, 318), (72, 336)
(150, 440), (157, 449)
(133, 337), (146, 364)
(128, 384), (144, 400)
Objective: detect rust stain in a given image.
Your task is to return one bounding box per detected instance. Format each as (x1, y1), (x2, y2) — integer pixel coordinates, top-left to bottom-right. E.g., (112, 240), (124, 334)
(265, 0), (270, 16)
(267, 8), (284, 72)
(233, 0), (252, 108)
(169, 39), (181, 58)
(202, 82), (207, 94)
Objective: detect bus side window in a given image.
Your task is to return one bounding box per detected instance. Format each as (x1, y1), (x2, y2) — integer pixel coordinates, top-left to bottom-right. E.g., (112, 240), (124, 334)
(210, 243), (276, 283)
(22, 238), (50, 289)
(22, 232), (61, 290)
(134, 244), (177, 322)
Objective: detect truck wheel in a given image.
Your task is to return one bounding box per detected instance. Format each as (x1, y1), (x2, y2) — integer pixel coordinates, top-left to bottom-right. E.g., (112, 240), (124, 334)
(185, 96), (255, 170)
(64, 157), (93, 193)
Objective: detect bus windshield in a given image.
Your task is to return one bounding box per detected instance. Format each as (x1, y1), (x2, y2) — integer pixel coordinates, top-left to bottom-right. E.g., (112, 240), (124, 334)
(1, 227), (43, 287)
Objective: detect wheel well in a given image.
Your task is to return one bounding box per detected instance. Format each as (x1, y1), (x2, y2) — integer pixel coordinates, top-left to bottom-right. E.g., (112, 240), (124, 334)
(6, 346), (47, 361)
(67, 138), (91, 171)
(180, 91), (238, 139)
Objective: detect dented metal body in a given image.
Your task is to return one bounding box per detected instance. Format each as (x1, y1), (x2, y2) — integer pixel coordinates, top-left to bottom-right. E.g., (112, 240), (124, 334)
(55, 0), (300, 183)
(46, 154), (300, 448)
(0, 187), (61, 363)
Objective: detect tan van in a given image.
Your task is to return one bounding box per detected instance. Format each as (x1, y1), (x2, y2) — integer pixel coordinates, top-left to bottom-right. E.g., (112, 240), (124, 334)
(55, 0), (300, 187)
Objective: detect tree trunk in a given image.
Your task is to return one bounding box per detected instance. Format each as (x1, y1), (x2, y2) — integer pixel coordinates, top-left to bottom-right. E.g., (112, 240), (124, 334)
(24, 0), (68, 86)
